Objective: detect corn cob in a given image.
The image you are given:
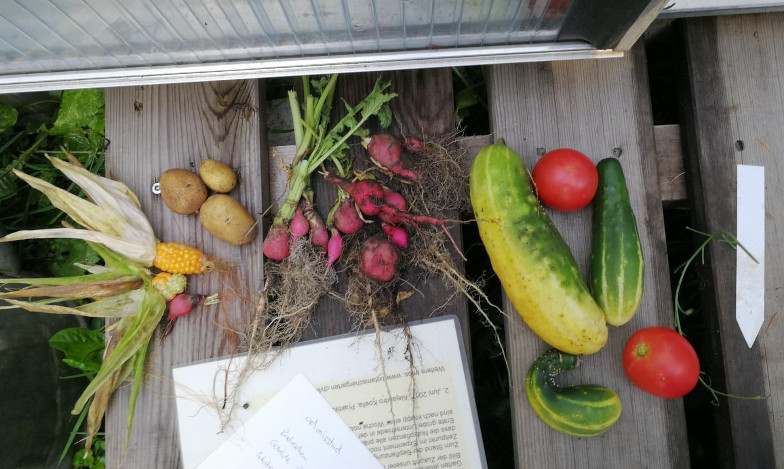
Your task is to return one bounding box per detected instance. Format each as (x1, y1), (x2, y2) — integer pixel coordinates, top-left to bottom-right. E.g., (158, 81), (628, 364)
(151, 272), (187, 301)
(153, 242), (213, 275)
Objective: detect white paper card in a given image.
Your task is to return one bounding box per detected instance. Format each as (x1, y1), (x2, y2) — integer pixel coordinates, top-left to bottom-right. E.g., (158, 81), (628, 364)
(173, 316), (487, 469)
(195, 374), (383, 469)
(736, 164), (765, 348)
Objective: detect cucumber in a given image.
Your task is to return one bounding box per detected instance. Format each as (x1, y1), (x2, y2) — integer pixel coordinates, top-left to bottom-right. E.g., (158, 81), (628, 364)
(526, 348), (622, 437)
(469, 142), (607, 355)
(589, 158), (644, 326)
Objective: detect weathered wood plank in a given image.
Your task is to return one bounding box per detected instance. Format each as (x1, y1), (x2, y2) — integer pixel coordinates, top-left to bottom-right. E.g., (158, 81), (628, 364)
(104, 81), (265, 468)
(487, 45), (690, 468)
(655, 124), (688, 202)
(680, 13), (784, 468)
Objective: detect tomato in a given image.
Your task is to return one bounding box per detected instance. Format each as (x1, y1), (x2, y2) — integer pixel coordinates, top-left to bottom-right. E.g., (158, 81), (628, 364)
(531, 148), (598, 211)
(623, 327), (700, 399)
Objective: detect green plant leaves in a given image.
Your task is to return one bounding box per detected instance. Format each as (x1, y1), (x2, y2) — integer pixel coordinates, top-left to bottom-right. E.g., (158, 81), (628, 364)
(52, 89), (105, 134)
(49, 327), (105, 375)
(0, 102), (18, 132)
(49, 239), (100, 277)
(51, 89), (105, 151)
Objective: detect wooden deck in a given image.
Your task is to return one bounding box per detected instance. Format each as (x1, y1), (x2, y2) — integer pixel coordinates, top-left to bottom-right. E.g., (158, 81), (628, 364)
(679, 12), (784, 468)
(99, 13), (783, 469)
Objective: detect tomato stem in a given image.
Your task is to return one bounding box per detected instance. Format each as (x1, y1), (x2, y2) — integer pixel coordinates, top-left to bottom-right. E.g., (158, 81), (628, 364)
(634, 343), (650, 358)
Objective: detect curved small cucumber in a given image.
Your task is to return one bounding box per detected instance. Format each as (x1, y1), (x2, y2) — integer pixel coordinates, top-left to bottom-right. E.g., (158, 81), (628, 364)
(470, 143), (607, 354)
(526, 348), (622, 437)
(589, 158), (644, 326)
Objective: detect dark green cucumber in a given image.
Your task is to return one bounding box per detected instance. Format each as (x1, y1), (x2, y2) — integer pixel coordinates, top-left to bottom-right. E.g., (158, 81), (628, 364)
(525, 349), (622, 437)
(589, 158), (644, 326)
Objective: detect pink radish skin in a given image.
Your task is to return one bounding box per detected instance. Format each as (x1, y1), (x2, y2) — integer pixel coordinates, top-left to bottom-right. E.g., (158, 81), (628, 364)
(358, 235), (401, 283)
(364, 134), (418, 180)
(290, 206), (310, 241)
(301, 199), (329, 249)
(378, 188), (407, 224)
(403, 136), (424, 153)
(326, 228), (343, 271)
(382, 224), (408, 248)
(334, 198), (365, 234)
(324, 174), (385, 216)
(263, 224), (291, 261)
(163, 293), (213, 337)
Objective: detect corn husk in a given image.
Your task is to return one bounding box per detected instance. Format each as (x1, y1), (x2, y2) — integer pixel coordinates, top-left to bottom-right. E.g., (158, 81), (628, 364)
(0, 154), (166, 453)
(0, 155), (156, 265)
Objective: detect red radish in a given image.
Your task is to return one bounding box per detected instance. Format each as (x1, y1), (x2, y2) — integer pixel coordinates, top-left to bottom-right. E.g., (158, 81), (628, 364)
(382, 224), (408, 248)
(378, 187), (407, 224)
(334, 198), (365, 234)
(290, 206), (310, 241)
(163, 293), (219, 337)
(326, 228), (343, 272)
(403, 136), (424, 153)
(324, 174), (385, 216)
(301, 198), (329, 249)
(263, 224), (291, 261)
(358, 235), (401, 283)
(363, 134), (418, 180)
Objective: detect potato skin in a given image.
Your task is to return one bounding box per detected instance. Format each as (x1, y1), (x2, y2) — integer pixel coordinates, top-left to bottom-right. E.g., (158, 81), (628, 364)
(199, 195), (257, 245)
(160, 169), (207, 215)
(198, 159), (237, 193)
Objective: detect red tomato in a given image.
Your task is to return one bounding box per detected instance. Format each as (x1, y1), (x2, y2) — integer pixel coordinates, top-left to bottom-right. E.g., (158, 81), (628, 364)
(623, 327), (700, 399)
(531, 148), (598, 211)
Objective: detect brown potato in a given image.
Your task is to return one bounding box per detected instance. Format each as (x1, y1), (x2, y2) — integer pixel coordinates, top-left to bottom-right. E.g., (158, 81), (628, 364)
(199, 194), (257, 245)
(159, 169), (207, 215)
(198, 159), (237, 193)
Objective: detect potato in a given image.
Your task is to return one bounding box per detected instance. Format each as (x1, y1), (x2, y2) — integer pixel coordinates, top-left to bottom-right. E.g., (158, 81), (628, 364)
(199, 194), (257, 245)
(198, 159), (237, 193)
(159, 169), (207, 215)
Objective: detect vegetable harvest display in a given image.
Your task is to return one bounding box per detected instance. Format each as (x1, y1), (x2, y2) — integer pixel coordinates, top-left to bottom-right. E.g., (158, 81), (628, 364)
(469, 140), (649, 437)
(0, 152), (217, 452)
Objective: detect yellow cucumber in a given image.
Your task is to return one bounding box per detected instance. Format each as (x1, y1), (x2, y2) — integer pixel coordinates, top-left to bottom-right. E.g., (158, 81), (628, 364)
(469, 142), (607, 354)
(526, 349), (622, 437)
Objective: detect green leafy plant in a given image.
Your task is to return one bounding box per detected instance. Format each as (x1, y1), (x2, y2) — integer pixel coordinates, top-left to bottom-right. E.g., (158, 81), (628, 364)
(49, 326), (106, 467)
(0, 89), (105, 276)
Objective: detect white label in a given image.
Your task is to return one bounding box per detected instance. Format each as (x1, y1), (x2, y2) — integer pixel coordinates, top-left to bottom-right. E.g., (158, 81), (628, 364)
(736, 165), (765, 348)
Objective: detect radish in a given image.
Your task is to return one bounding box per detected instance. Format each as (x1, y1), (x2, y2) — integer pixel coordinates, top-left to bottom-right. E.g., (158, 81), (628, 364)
(324, 174), (384, 216)
(301, 197), (329, 249)
(363, 134), (418, 180)
(403, 136), (424, 154)
(382, 224), (408, 248)
(333, 198), (365, 234)
(358, 235), (401, 283)
(378, 188), (407, 224)
(326, 228), (343, 271)
(290, 206), (310, 241)
(263, 224), (291, 261)
(163, 293), (219, 337)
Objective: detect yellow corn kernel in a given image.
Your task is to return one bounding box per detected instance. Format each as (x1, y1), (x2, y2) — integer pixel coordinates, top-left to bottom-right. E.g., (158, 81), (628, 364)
(153, 242), (213, 275)
(151, 272), (187, 301)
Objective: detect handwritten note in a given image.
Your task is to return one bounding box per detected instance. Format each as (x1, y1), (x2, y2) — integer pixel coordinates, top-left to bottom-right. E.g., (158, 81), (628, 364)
(195, 374), (383, 469)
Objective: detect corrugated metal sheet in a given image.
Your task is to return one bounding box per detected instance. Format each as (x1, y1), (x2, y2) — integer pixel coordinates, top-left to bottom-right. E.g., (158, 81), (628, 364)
(0, 0), (571, 75)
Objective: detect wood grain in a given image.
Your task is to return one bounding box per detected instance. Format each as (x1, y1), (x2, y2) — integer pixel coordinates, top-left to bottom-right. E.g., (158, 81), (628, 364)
(487, 44), (690, 468)
(104, 80), (265, 468)
(654, 124), (688, 202)
(680, 13), (784, 468)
